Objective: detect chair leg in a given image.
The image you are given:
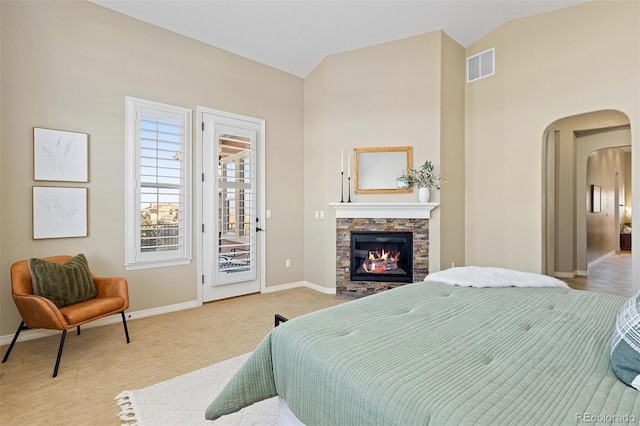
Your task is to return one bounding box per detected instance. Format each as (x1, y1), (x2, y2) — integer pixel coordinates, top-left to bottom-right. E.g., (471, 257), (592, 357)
(77, 326), (81, 336)
(2, 321), (27, 363)
(121, 312), (130, 344)
(52, 330), (67, 378)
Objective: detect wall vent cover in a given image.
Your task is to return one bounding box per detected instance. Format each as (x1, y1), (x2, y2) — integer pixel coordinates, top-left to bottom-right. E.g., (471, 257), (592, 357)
(467, 48), (495, 82)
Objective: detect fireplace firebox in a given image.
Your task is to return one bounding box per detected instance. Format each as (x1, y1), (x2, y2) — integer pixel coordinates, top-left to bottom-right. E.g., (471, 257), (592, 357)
(350, 231), (413, 283)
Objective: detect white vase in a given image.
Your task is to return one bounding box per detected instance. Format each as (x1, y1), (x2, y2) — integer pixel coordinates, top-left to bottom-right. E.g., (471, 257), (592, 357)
(418, 187), (430, 203)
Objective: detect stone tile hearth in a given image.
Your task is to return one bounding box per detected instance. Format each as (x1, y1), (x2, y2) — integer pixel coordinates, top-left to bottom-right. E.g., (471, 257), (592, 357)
(336, 218), (429, 299)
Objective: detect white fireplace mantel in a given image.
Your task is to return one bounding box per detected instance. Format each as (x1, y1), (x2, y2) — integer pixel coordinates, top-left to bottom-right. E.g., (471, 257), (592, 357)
(329, 202), (439, 219)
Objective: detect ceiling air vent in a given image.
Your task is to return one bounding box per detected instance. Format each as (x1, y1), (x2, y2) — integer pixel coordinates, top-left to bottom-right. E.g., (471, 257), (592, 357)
(467, 48), (495, 83)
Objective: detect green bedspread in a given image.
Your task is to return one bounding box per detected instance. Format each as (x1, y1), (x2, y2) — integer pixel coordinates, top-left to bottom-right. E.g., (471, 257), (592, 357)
(206, 282), (640, 425)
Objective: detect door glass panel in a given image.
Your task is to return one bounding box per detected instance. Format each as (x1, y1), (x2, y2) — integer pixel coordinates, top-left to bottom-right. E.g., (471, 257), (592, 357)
(216, 131), (256, 283)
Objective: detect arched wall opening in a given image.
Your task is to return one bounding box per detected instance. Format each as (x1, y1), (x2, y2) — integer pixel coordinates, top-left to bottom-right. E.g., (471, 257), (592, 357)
(542, 110), (632, 296)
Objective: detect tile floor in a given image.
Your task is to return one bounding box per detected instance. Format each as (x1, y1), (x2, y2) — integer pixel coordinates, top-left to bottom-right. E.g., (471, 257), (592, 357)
(561, 250), (633, 297)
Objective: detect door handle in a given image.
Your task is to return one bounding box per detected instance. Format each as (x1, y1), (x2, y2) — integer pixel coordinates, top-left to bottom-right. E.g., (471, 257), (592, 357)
(256, 227), (263, 232)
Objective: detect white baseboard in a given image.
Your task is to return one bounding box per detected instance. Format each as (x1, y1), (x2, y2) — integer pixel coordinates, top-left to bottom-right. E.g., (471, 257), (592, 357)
(588, 250), (616, 268)
(0, 300), (199, 346)
(263, 280), (336, 295)
(122, 300), (199, 321)
(553, 271), (575, 278)
(554, 270), (589, 278)
(1, 282), (336, 346)
(302, 280), (336, 295)
(263, 281), (306, 293)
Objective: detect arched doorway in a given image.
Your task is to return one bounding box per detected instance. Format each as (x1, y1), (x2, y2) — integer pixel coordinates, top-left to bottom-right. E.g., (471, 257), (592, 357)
(542, 110), (632, 296)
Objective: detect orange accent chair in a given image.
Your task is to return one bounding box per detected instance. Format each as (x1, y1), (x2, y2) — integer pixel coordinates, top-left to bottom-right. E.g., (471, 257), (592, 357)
(2, 255), (130, 377)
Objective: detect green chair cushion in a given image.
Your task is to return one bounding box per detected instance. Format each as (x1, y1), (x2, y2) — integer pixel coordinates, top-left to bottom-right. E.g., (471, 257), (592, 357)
(28, 254), (97, 308)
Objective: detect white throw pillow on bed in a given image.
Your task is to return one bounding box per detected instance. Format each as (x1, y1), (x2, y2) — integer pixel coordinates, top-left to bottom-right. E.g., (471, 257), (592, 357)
(611, 292), (640, 391)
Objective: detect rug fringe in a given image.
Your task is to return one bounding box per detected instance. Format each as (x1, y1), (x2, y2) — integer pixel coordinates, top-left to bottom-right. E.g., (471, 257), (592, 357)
(115, 391), (139, 426)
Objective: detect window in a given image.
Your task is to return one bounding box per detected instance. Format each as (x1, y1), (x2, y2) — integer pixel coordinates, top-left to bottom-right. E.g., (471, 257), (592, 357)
(125, 97), (192, 269)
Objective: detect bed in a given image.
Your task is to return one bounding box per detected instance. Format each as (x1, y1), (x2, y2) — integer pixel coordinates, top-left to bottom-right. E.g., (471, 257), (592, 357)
(206, 268), (640, 425)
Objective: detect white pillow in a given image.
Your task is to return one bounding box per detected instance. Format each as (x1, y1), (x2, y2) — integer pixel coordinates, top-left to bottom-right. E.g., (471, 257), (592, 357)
(424, 266), (568, 288)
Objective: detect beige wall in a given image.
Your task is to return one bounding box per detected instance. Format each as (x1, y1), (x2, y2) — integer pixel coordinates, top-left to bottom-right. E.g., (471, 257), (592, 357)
(0, 1), (304, 335)
(553, 128), (577, 274)
(303, 31), (466, 288)
(465, 0), (640, 293)
(0, 3), (3, 330)
(439, 33), (466, 269)
(303, 61), (329, 286)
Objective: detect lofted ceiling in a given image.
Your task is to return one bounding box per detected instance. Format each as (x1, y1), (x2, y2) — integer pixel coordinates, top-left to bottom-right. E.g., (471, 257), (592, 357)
(92, 0), (586, 78)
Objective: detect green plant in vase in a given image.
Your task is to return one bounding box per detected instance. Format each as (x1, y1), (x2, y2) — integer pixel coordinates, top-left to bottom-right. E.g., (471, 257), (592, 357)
(397, 160), (443, 202)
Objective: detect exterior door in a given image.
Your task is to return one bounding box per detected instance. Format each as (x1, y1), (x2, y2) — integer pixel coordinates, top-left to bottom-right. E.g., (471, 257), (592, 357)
(200, 109), (265, 302)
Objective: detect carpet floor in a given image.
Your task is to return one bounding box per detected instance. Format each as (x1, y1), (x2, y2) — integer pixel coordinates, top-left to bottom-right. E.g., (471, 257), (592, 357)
(0, 287), (343, 425)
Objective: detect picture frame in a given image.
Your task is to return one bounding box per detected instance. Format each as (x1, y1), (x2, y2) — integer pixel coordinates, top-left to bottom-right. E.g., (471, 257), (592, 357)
(590, 184), (601, 213)
(33, 186), (88, 239)
(34, 127), (88, 182)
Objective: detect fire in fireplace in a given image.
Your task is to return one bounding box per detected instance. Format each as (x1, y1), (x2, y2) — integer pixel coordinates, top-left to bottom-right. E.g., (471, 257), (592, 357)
(350, 231), (413, 283)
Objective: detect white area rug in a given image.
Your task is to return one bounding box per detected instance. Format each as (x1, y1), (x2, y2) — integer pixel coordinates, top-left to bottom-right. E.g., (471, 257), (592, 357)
(115, 353), (278, 425)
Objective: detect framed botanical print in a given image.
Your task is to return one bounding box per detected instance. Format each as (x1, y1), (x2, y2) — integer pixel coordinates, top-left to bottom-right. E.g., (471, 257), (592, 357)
(33, 127), (88, 182)
(33, 186), (88, 239)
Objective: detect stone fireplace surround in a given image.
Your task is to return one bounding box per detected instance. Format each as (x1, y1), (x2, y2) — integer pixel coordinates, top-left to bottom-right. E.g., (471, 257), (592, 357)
(330, 202), (438, 300)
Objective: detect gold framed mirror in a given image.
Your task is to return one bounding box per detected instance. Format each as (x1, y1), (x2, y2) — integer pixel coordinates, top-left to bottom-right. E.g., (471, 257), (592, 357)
(354, 146), (413, 194)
